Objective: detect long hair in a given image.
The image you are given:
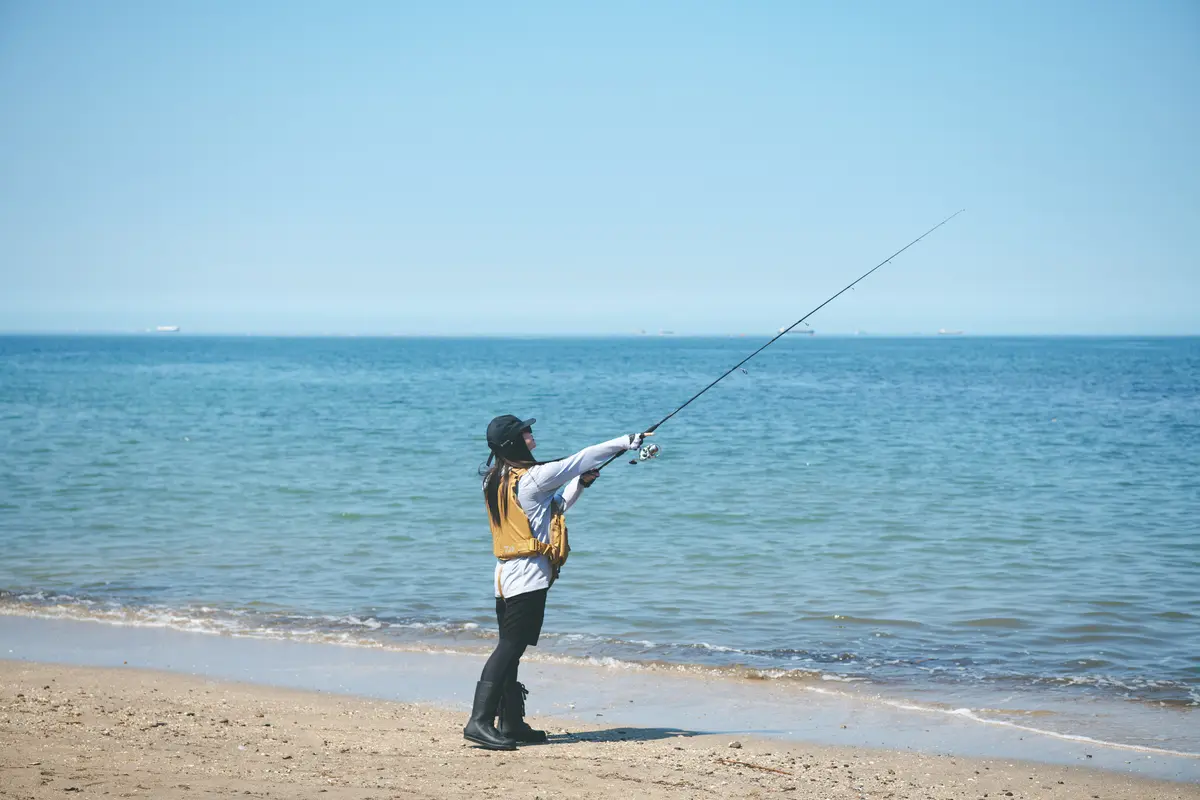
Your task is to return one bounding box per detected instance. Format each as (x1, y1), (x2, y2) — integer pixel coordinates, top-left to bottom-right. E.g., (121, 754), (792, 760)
(481, 451), (535, 527)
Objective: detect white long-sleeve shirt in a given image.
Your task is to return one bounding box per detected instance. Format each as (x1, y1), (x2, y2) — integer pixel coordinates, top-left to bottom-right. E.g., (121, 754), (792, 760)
(492, 435), (632, 598)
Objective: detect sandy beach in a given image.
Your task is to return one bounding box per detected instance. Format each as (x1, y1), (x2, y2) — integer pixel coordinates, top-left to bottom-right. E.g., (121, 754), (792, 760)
(2, 660), (1196, 800)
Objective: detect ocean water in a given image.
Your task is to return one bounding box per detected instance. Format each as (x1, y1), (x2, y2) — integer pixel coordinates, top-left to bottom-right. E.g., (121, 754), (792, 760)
(2, 335), (1198, 752)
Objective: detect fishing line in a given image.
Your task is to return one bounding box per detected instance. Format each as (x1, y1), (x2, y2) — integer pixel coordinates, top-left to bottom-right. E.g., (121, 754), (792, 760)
(601, 209), (965, 469)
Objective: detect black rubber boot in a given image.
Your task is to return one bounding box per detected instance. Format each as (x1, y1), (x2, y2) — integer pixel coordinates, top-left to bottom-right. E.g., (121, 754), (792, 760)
(463, 680), (517, 750)
(498, 681), (547, 743)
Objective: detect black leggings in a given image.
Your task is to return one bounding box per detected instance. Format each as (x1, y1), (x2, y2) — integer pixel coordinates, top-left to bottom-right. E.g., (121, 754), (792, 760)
(481, 637), (526, 684)
(480, 589), (547, 684)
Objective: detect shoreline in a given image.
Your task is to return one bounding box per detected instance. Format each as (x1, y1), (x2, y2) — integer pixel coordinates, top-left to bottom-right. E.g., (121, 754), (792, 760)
(2, 599), (1196, 756)
(3, 661), (1197, 800)
(1, 614), (1197, 786)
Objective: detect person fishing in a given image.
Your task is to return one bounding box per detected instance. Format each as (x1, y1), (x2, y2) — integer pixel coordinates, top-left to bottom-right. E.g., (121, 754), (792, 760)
(462, 214), (961, 751)
(463, 414), (649, 750)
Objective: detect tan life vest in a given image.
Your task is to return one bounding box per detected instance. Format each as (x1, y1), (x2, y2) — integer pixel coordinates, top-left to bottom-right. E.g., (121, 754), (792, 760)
(488, 467), (570, 569)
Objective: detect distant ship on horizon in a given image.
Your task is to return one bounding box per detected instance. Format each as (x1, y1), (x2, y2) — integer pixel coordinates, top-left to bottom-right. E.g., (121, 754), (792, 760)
(778, 326), (814, 335)
(155, 325), (181, 333)
(937, 328), (964, 335)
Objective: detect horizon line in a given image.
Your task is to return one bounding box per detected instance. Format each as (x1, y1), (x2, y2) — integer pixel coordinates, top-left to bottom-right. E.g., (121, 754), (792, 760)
(2, 331), (1199, 339)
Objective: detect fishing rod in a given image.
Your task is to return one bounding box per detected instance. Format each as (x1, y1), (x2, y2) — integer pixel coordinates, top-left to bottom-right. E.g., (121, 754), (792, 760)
(601, 209), (965, 469)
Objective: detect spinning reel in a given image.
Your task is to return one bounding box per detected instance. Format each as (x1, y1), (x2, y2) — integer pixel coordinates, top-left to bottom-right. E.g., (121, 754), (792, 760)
(629, 442), (661, 465)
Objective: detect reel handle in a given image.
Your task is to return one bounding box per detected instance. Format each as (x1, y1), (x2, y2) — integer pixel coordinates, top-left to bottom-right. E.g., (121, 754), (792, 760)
(600, 431), (659, 470)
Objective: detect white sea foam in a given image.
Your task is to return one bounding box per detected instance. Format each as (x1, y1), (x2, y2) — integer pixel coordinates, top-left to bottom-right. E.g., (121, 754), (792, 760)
(803, 685), (1200, 759)
(688, 641), (741, 653)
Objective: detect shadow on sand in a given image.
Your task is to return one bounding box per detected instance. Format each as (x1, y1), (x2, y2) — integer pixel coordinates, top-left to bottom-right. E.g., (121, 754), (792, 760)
(540, 727), (708, 745)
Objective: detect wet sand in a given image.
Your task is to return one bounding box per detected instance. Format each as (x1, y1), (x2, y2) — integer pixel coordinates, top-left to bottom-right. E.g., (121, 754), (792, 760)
(3, 660), (1197, 800)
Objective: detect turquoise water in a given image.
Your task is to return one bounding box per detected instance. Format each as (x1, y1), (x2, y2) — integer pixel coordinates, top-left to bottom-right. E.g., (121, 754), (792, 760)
(2, 335), (1198, 749)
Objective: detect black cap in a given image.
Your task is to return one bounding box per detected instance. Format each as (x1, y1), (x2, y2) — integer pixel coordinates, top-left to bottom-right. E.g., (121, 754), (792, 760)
(486, 414), (536, 452)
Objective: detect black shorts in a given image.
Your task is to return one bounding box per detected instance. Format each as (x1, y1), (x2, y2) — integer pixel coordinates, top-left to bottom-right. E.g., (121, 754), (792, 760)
(496, 589), (548, 646)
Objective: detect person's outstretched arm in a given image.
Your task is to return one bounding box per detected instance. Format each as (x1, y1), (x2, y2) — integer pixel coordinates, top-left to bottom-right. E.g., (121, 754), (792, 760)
(522, 434), (646, 504)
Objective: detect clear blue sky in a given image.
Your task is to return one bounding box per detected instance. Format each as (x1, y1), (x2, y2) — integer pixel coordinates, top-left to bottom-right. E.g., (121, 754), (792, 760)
(1, 1), (1197, 335)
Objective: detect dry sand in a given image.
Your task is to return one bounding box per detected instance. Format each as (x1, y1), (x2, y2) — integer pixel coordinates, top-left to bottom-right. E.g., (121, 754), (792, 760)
(2, 660), (1196, 800)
